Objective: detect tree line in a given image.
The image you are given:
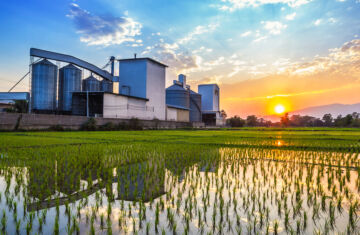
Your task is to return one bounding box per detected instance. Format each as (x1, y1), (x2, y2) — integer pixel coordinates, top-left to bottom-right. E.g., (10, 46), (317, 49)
(226, 113), (360, 127)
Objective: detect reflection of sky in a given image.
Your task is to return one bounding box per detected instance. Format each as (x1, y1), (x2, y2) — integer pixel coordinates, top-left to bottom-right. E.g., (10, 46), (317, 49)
(1, 0), (360, 115)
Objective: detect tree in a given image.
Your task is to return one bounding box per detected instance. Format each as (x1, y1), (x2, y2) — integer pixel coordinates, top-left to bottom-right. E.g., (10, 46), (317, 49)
(5, 100), (28, 113)
(246, 115), (258, 127)
(280, 113), (290, 127)
(220, 109), (227, 119)
(322, 114), (333, 127)
(226, 116), (245, 127)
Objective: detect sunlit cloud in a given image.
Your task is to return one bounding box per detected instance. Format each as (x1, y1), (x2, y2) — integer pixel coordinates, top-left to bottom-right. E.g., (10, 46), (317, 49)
(285, 12), (296, 20)
(178, 24), (219, 44)
(262, 21), (287, 35)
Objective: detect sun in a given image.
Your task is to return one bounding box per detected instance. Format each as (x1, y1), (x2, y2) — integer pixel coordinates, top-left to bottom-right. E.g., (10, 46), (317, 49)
(274, 104), (285, 114)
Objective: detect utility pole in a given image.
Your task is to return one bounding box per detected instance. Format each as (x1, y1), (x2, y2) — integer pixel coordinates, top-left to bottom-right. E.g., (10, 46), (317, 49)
(86, 90), (89, 117)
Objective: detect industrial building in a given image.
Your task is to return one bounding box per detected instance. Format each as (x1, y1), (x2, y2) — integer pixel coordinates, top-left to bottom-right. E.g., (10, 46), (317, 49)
(1, 48), (225, 126)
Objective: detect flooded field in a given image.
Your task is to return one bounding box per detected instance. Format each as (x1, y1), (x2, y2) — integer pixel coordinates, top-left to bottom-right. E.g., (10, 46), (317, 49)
(0, 129), (359, 234)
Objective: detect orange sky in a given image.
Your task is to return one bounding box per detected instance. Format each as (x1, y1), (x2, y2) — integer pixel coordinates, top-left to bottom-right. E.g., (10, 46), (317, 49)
(188, 39), (360, 117)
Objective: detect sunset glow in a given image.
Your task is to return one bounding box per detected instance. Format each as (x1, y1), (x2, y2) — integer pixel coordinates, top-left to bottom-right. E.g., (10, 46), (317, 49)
(274, 104), (285, 114)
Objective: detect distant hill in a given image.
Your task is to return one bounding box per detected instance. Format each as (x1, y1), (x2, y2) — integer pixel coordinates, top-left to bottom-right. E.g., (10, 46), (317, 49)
(290, 103), (360, 118)
(261, 103), (360, 122)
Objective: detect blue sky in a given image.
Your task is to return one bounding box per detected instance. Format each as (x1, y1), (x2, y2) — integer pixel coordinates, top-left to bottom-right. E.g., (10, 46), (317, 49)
(0, 0), (360, 115)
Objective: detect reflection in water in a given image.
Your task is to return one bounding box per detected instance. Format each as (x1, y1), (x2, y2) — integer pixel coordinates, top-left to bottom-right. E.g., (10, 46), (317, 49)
(275, 140), (283, 147)
(0, 146), (359, 234)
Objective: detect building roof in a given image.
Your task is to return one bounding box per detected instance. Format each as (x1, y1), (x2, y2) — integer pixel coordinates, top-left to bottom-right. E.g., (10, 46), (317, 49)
(72, 91), (149, 101)
(198, 84), (220, 89)
(118, 57), (168, 68)
(0, 92), (30, 100)
(167, 104), (190, 110)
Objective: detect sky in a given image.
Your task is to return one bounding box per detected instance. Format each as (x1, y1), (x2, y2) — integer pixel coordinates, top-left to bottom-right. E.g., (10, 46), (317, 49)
(0, 0), (360, 117)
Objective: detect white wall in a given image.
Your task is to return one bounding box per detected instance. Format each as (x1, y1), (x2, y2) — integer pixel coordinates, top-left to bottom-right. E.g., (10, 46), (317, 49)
(166, 107), (177, 121)
(103, 93), (153, 119)
(146, 61), (166, 120)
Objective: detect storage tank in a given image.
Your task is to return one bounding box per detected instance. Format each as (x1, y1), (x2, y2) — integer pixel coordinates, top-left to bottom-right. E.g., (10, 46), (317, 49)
(82, 75), (100, 92)
(58, 64), (81, 111)
(166, 84), (190, 109)
(31, 59), (57, 111)
(101, 79), (113, 93)
(190, 90), (202, 122)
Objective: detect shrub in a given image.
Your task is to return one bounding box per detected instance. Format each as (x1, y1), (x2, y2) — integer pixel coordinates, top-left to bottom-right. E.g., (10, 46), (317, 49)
(99, 122), (115, 131)
(80, 118), (97, 131)
(48, 125), (64, 131)
(128, 118), (142, 130)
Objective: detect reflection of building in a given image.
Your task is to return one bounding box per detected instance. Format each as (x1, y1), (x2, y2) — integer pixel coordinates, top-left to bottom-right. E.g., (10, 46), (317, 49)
(28, 161), (56, 200)
(117, 161), (165, 202)
(198, 84), (225, 126)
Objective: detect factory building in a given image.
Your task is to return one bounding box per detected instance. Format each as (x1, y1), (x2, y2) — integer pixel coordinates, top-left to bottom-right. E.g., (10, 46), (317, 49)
(198, 84), (225, 126)
(1, 48), (225, 126)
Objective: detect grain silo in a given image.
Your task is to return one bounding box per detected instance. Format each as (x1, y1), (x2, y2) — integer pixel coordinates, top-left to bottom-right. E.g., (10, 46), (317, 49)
(166, 83), (190, 110)
(190, 90), (202, 122)
(58, 64), (81, 111)
(31, 59), (57, 111)
(82, 75), (100, 92)
(101, 79), (113, 93)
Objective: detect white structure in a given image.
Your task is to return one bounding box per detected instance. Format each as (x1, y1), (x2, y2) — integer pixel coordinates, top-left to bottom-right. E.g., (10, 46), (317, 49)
(198, 84), (224, 126)
(166, 105), (190, 122)
(103, 93), (154, 119)
(118, 58), (167, 120)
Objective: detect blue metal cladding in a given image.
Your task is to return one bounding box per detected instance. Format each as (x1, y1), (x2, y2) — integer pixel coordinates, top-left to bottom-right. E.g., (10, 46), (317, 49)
(82, 75), (100, 92)
(166, 84), (190, 110)
(59, 64), (81, 111)
(101, 79), (113, 93)
(190, 90), (202, 122)
(31, 59), (58, 111)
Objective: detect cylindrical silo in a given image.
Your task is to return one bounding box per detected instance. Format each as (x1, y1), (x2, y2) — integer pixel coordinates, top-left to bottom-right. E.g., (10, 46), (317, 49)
(166, 84), (190, 109)
(101, 79), (113, 93)
(31, 59), (58, 111)
(82, 75), (100, 92)
(190, 90), (202, 122)
(59, 64), (81, 111)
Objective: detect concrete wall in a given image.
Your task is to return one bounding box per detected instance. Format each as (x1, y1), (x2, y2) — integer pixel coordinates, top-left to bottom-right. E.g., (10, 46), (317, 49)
(0, 113), (191, 130)
(146, 60), (166, 120)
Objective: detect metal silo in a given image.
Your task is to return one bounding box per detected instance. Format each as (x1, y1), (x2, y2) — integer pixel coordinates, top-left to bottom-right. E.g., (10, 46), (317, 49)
(31, 59), (57, 111)
(58, 64), (81, 111)
(166, 84), (190, 109)
(82, 75), (100, 92)
(101, 79), (113, 93)
(190, 90), (202, 122)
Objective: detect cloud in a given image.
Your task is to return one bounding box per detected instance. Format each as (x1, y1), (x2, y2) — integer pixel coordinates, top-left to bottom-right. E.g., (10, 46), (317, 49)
(218, 0), (311, 11)
(313, 19), (322, 26)
(178, 24), (219, 44)
(262, 21), (287, 35)
(241, 31), (252, 37)
(285, 12), (296, 20)
(67, 3), (142, 46)
(279, 39), (360, 76)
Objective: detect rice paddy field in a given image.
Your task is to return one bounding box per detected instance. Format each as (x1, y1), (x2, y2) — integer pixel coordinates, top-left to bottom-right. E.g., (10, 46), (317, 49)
(0, 128), (359, 234)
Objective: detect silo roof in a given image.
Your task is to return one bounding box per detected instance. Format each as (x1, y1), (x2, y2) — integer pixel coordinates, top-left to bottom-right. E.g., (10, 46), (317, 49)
(166, 84), (187, 91)
(35, 59), (55, 66)
(60, 63), (81, 70)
